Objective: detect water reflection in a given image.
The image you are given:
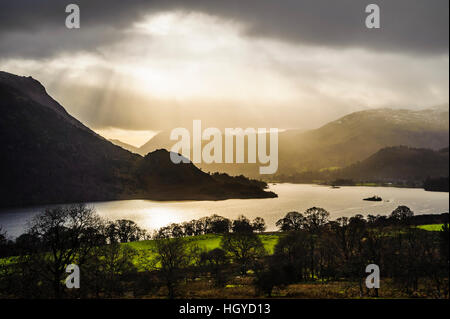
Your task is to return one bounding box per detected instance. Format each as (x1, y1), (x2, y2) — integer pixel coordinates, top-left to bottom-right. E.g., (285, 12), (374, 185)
(0, 184), (448, 238)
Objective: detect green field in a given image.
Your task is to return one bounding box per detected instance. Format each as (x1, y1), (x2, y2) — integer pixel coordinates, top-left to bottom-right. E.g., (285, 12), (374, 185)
(2, 226), (444, 268)
(125, 233), (282, 255)
(417, 224), (445, 231)
(122, 225), (447, 268)
(122, 233), (282, 270)
(125, 223), (447, 256)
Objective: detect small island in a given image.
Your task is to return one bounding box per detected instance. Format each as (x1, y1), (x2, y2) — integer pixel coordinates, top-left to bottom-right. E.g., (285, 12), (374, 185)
(363, 195), (382, 201)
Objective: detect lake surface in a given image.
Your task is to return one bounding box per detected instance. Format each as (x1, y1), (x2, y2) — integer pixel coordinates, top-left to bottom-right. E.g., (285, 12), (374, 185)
(0, 184), (448, 238)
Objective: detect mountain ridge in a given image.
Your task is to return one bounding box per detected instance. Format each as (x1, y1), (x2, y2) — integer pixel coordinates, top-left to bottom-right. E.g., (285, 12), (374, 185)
(336, 145), (449, 184)
(109, 139), (140, 154)
(0, 71), (276, 208)
(286, 145), (449, 188)
(113, 106), (449, 179)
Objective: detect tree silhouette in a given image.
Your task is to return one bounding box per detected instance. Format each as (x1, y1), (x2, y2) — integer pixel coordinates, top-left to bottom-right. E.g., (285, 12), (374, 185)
(276, 211), (304, 231)
(221, 232), (266, 275)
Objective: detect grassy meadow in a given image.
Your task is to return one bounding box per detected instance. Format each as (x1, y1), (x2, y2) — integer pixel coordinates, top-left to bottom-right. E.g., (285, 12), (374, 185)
(122, 224), (445, 269)
(417, 224), (445, 231)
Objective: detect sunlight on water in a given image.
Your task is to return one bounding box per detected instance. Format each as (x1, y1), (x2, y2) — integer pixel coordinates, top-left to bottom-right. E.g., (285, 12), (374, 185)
(0, 184), (448, 238)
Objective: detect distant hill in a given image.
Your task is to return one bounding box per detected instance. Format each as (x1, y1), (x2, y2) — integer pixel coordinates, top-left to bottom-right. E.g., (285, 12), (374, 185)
(123, 107), (449, 179)
(423, 177), (449, 192)
(0, 71), (275, 208)
(138, 131), (172, 156)
(287, 146), (449, 188)
(335, 146), (449, 184)
(134, 149), (276, 200)
(275, 107), (449, 177)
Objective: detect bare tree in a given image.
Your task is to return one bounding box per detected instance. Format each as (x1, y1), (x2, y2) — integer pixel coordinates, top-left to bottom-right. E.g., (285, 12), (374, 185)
(232, 215), (254, 233)
(302, 207), (329, 280)
(153, 237), (191, 298)
(221, 232), (266, 275)
(200, 248), (230, 287)
(82, 243), (137, 298)
(252, 217), (266, 233)
(107, 219), (146, 243)
(276, 211), (304, 231)
(22, 204), (105, 298)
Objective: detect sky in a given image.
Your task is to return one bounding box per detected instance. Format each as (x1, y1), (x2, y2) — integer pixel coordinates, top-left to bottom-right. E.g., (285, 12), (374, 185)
(0, 0), (448, 147)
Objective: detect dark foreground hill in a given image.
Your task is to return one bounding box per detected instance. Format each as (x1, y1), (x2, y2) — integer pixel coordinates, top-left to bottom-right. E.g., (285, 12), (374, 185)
(108, 139), (140, 154)
(0, 71), (275, 208)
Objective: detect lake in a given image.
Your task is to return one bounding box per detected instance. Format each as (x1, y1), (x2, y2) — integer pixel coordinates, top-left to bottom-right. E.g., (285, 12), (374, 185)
(0, 184), (448, 238)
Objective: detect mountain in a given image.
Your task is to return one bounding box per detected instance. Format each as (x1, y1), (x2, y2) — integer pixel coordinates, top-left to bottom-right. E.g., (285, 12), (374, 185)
(120, 107), (449, 180)
(335, 146), (449, 184)
(138, 130), (172, 156)
(286, 146), (449, 188)
(125, 130), (264, 177)
(423, 177), (449, 192)
(134, 149), (276, 200)
(277, 107), (449, 175)
(0, 71), (275, 208)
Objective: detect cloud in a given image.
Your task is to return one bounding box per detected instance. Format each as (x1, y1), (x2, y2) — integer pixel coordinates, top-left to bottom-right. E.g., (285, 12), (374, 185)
(0, 4), (447, 134)
(0, 0), (448, 59)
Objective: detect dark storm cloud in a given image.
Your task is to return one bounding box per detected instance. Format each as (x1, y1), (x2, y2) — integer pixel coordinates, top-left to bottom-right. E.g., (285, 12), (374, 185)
(193, 0), (449, 54)
(0, 0), (448, 58)
(0, 0), (159, 58)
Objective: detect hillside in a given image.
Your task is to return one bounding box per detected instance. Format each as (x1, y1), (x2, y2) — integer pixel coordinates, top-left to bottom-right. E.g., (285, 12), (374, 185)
(138, 131), (172, 156)
(277, 107), (449, 174)
(423, 177), (449, 192)
(288, 146), (449, 188)
(134, 149), (276, 200)
(115, 107), (449, 180)
(0, 71), (275, 208)
(336, 146), (449, 183)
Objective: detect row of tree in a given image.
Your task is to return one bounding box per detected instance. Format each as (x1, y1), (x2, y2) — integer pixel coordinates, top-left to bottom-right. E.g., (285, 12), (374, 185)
(259, 206), (449, 297)
(0, 205), (448, 298)
(0, 205), (150, 298)
(154, 214), (266, 239)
